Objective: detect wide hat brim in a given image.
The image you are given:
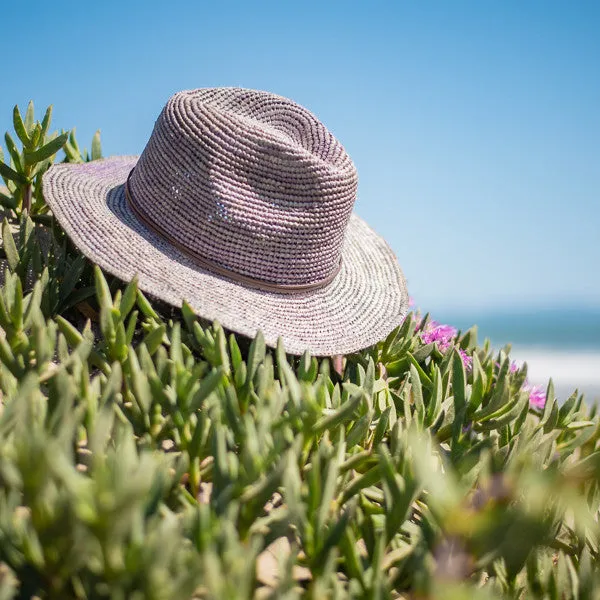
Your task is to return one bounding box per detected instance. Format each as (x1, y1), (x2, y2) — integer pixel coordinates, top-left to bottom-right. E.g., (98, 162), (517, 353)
(43, 156), (409, 356)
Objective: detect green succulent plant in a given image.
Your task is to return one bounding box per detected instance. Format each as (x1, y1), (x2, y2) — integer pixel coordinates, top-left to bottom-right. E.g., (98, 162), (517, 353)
(0, 102), (100, 218)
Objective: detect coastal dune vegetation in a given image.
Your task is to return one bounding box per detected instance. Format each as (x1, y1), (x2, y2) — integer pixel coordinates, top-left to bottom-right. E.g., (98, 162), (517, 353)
(0, 102), (599, 599)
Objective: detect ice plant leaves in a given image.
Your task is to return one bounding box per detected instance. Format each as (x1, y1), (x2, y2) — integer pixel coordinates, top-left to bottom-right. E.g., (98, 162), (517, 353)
(0, 159), (28, 184)
(91, 129), (102, 160)
(23, 131), (69, 165)
(0, 102), (100, 218)
(13, 104), (32, 147)
(2, 219), (20, 271)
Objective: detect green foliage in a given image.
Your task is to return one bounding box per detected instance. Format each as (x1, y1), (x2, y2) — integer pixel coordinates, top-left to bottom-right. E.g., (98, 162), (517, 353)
(0, 212), (96, 318)
(1, 104), (600, 599)
(0, 102), (101, 217)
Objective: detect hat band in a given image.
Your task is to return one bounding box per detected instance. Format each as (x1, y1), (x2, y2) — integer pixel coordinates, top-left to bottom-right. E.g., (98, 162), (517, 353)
(124, 169), (342, 294)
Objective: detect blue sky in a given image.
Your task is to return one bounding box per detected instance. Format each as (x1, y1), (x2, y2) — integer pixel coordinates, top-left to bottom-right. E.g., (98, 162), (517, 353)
(2, 1), (599, 313)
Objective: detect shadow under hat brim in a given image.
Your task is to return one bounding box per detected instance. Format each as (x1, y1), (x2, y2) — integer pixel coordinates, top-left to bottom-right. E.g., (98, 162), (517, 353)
(42, 156), (409, 356)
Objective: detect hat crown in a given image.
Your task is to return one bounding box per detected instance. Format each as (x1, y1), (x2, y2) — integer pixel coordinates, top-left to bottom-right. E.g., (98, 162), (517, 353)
(128, 88), (358, 287)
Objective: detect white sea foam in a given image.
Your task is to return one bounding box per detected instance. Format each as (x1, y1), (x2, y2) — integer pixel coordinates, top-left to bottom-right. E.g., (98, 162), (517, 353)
(510, 346), (600, 402)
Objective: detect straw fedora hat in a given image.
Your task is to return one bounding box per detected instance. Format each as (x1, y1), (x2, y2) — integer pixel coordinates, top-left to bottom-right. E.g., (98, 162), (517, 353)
(43, 88), (408, 355)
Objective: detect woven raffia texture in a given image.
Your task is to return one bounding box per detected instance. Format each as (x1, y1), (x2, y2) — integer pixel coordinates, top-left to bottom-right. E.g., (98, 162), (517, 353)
(129, 88), (358, 286)
(43, 89), (409, 355)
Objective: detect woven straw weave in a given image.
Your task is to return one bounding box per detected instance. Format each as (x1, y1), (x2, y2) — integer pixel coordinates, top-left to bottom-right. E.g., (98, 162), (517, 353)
(130, 88), (357, 286)
(42, 88), (409, 355)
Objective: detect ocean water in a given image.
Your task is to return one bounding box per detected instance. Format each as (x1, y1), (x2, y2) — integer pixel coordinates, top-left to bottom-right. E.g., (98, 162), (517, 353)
(435, 307), (600, 403)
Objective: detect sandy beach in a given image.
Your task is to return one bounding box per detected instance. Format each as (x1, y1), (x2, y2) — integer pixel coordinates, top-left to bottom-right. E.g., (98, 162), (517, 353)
(510, 346), (600, 404)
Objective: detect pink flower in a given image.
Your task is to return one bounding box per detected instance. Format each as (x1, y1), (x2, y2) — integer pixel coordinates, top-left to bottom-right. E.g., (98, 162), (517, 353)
(493, 361), (546, 410)
(495, 360), (521, 374)
(458, 348), (473, 371)
(417, 321), (471, 369)
(524, 383), (546, 410)
(420, 321), (457, 352)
